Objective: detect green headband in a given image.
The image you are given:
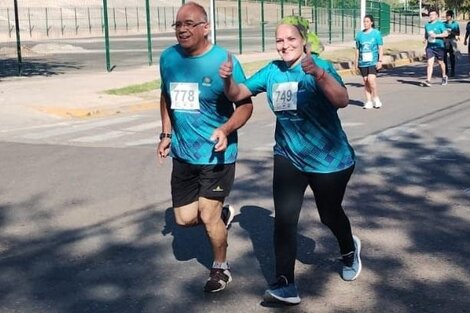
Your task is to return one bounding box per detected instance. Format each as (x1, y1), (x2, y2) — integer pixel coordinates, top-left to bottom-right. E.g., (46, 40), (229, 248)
(278, 16), (324, 55)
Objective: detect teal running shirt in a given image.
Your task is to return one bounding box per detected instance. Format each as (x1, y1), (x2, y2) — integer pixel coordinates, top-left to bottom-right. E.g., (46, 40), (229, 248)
(244, 56), (355, 173)
(355, 28), (383, 67)
(425, 21), (447, 49)
(160, 44), (247, 165)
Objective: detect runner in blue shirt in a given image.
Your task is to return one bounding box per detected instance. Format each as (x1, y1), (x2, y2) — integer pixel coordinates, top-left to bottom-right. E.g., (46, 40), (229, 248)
(355, 15), (384, 109)
(157, 1), (253, 293)
(421, 8), (449, 86)
(220, 15), (360, 305)
(443, 10), (460, 77)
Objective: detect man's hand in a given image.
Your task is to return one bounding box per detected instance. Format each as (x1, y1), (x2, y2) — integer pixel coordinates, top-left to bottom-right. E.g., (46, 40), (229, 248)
(210, 128), (228, 152)
(219, 51), (233, 79)
(157, 138), (171, 164)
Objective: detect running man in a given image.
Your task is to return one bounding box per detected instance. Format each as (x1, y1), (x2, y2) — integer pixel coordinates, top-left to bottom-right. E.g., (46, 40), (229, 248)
(421, 8), (449, 87)
(443, 10), (460, 77)
(157, 1), (253, 293)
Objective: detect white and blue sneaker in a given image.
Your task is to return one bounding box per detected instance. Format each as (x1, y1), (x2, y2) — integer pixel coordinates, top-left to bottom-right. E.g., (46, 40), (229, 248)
(341, 235), (362, 281)
(263, 275), (301, 305)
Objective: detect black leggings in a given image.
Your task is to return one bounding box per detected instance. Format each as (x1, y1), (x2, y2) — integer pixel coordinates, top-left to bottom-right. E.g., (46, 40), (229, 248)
(444, 46), (455, 74)
(273, 155), (355, 283)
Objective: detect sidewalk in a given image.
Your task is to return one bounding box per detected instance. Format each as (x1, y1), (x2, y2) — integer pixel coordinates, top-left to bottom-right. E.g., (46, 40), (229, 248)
(0, 33), (424, 129)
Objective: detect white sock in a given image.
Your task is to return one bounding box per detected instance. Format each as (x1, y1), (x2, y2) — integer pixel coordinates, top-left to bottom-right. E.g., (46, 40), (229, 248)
(212, 261), (229, 270)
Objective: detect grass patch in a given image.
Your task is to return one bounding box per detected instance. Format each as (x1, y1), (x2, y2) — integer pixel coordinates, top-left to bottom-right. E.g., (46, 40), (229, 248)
(105, 79), (160, 96)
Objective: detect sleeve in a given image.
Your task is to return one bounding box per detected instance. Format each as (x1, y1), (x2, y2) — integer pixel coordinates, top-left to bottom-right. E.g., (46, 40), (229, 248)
(377, 30), (384, 45)
(243, 63), (272, 96)
(355, 33), (361, 49)
(231, 56), (247, 84)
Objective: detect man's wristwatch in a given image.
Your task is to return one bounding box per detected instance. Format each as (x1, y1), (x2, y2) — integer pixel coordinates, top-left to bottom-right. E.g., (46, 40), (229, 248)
(159, 132), (172, 140)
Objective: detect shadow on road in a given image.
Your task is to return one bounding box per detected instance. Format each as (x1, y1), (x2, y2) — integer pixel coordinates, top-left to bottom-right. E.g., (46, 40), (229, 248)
(0, 58), (82, 78)
(0, 119), (469, 312)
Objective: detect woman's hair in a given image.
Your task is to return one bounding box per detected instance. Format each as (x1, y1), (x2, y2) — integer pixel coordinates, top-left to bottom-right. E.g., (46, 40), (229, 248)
(446, 10), (454, 17)
(364, 15), (375, 28)
(278, 16), (324, 55)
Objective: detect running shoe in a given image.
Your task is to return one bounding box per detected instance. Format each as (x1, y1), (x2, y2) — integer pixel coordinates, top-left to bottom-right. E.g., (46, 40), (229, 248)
(441, 76), (448, 86)
(221, 204), (235, 229)
(264, 275), (301, 305)
(373, 98), (382, 109)
(420, 80), (432, 87)
(362, 101), (374, 109)
(341, 235), (362, 281)
(204, 268), (232, 293)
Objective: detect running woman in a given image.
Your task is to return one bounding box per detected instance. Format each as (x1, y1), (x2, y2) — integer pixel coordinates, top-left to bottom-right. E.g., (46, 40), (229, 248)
(219, 15), (361, 305)
(355, 15), (384, 109)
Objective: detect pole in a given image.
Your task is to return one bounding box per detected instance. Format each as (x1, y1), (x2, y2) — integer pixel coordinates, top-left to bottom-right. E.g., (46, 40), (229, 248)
(145, 0), (153, 65)
(13, 0), (22, 75)
(210, 0), (216, 43)
(102, 0), (112, 71)
(360, 0), (366, 30)
(419, 0), (423, 35)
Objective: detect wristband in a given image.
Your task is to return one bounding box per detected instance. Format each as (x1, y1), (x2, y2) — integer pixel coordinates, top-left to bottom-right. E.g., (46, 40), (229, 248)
(315, 69), (326, 81)
(159, 132), (172, 140)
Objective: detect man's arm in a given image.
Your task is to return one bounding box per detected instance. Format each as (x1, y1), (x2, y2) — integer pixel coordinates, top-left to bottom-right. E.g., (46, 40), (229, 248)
(211, 98), (253, 152)
(157, 92), (172, 161)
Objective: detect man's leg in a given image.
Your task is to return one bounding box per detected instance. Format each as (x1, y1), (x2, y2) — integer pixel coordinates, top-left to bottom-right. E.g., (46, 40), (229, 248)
(443, 49), (449, 75)
(449, 48), (455, 76)
(427, 57), (435, 82)
(174, 202), (199, 226)
(199, 197), (227, 263)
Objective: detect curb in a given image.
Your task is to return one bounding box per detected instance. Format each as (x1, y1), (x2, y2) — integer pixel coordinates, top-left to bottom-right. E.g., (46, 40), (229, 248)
(34, 101), (158, 119)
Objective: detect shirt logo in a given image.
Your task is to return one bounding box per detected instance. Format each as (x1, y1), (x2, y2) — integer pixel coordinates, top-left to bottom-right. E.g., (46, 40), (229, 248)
(202, 76), (212, 87)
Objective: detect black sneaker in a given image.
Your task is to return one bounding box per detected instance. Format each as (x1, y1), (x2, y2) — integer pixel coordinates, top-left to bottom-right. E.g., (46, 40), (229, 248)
(204, 268), (232, 293)
(441, 76), (448, 86)
(221, 205), (235, 229)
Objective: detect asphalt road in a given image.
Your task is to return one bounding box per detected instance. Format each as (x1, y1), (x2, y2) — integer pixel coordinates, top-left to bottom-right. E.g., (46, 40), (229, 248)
(0, 61), (469, 312)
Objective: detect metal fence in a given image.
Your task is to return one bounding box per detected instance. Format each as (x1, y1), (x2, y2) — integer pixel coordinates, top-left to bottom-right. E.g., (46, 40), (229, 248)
(0, 0), (412, 76)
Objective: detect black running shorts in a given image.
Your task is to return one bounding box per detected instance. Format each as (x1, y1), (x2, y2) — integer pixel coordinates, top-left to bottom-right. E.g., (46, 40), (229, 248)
(359, 66), (377, 77)
(171, 158), (235, 208)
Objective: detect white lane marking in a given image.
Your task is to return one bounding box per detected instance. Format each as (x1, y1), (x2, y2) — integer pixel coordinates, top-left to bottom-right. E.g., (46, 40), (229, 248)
(123, 122), (160, 132)
(125, 138), (157, 146)
(22, 116), (140, 139)
(71, 131), (128, 143)
(342, 122), (363, 127)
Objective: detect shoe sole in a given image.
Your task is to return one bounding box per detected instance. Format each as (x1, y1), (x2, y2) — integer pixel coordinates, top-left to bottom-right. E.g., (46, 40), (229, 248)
(263, 290), (301, 305)
(349, 235), (362, 281)
(224, 205), (235, 229)
(420, 82), (431, 87)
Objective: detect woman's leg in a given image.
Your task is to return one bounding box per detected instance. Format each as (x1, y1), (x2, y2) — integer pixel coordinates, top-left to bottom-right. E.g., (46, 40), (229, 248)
(273, 155), (309, 283)
(308, 165), (355, 255)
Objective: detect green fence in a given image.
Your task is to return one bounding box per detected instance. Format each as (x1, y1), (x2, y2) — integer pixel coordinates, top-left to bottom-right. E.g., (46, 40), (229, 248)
(0, 0), (405, 75)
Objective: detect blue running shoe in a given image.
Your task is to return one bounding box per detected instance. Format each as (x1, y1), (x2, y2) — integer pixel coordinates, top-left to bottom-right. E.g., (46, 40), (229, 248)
(263, 275), (301, 305)
(342, 235), (362, 281)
